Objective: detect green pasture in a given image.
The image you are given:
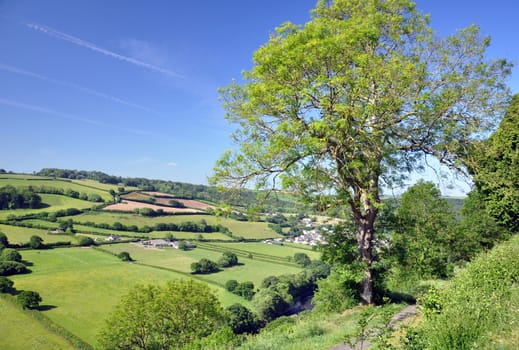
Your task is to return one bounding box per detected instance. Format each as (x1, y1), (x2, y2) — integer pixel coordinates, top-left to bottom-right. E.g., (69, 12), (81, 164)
(0, 296), (74, 350)
(102, 242), (303, 288)
(70, 179), (138, 192)
(9, 247), (245, 346)
(64, 212), (281, 239)
(0, 178), (112, 201)
(0, 194), (98, 220)
(0, 173), (52, 180)
(0, 224), (78, 245)
(210, 242), (322, 260)
(147, 230), (232, 240)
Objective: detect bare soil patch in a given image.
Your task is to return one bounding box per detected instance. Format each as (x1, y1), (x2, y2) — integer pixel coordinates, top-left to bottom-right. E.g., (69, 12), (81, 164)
(103, 200), (202, 213)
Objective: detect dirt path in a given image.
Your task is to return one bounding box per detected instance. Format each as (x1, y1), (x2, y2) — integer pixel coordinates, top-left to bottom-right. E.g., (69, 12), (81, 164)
(329, 304), (419, 350)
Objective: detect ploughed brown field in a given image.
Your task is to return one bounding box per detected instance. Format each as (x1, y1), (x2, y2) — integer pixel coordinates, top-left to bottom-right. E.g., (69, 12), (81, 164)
(103, 200), (202, 213)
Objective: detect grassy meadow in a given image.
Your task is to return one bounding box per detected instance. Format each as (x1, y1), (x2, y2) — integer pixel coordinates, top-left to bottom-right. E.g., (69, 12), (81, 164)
(0, 224), (78, 245)
(0, 178), (112, 201)
(0, 296), (75, 350)
(0, 194), (99, 220)
(9, 247), (248, 346)
(100, 242), (305, 288)
(63, 212), (282, 239)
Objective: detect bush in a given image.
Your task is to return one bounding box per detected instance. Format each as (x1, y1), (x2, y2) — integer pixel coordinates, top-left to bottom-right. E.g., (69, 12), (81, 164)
(77, 237), (95, 246)
(227, 303), (261, 334)
(411, 235), (519, 349)
(0, 261), (29, 276)
(0, 248), (22, 262)
(117, 251), (133, 262)
(225, 279), (239, 292)
(29, 235), (44, 249)
(17, 290), (42, 309)
(191, 258), (219, 274)
(0, 276), (14, 293)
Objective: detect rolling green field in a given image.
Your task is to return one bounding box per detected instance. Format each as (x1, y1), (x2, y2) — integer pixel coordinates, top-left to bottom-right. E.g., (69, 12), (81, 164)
(64, 212), (282, 239)
(0, 296), (74, 350)
(101, 242), (306, 288)
(0, 224), (78, 245)
(0, 194), (99, 220)
(9, 247), (247, 346)
(0, 178), (112, 201)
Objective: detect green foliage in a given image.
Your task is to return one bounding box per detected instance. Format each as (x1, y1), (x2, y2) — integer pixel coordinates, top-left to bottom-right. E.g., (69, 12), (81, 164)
(313, 265), (364, 312)
(77, 236), (95, 247)
(116, 251), (132, 262)
(29, 235), (44, 249)
(0, 248), (22, 262)
(469, 94), (519, 232)
(225, 279), (239, 292)
(227, 303), (261, 334)
(0, 185), (42, 210)
(191, 258), (219, 274)
(218, 251), (239, 267)
(409, 235), (519, 349)
(293, 252), (311, 267)
(391, 181), (456, 280)
(253, 288), (289, 322)
(0, 231), (8, 248)
(17, 290), (42, 309)
(212, 0), (510, 304)
(0, 261), (29, 276)
(0, 276), (14, 293)
(97, 279), (226, 350)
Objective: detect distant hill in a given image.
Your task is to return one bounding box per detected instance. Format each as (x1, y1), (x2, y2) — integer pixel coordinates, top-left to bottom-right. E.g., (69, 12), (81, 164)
(35, 168), (304, 213)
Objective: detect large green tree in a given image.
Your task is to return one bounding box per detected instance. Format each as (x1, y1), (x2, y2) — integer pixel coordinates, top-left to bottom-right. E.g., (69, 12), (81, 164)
(391, 181), (456, 279)
(97, 279), (225, 350)
(468, 94), (519, 232)
(211, 0), (510, 304)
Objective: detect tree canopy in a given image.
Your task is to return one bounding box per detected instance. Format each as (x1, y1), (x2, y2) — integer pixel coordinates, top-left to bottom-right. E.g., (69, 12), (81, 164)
(468, 94), (519, 232)
(211, 0), (510, 304)
(98, 279), (225, 350)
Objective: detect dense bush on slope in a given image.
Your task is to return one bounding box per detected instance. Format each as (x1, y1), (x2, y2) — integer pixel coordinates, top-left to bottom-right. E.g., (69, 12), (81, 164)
(408, 234), (519, 349)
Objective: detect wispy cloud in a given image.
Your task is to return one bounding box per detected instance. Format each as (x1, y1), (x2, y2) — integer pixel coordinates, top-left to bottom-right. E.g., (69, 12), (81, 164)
(24, 22), (182, 78)
(0, 62), (161, 116)
(0, 97), (105, 126)
(0, 97), (155, 136)
(166, 161), (177, 167)
(120, 39), (167, 67)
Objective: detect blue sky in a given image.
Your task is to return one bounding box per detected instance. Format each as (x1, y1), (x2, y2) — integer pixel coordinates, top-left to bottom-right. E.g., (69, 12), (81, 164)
(1, 1), (518, 195)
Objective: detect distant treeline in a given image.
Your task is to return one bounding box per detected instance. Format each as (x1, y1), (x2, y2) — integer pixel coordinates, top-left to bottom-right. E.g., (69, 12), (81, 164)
(0, 186), (42, 210)
(36, 168), (303, 212)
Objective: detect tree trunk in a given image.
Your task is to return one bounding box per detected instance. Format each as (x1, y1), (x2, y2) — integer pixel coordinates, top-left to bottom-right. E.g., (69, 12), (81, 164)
(357, 218), (375, 304)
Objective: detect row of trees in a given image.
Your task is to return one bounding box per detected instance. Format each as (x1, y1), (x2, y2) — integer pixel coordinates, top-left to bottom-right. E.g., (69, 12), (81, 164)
(0, 186), (42, 210)
(75, 218), (228, 234)
(191, 252), (239, 274)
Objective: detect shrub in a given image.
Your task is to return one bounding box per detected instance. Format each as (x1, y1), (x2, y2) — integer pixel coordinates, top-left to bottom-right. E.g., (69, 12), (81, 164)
(0, 276), (14, 293)
(0, 261), (29, 276)
(17, 290), (42, 309)
(117, 251), (133, 262)
(411, 235), (519, 349)
(227, 303), (261, 334)
(225, 279), (239, 292)
(0, 248), (22, 262)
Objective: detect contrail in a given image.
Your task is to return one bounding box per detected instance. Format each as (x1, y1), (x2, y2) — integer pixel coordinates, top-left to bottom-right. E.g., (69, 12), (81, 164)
(0, 62), (161, 116)
(24, 22), (182, 78)
(0, 97), (155, 136)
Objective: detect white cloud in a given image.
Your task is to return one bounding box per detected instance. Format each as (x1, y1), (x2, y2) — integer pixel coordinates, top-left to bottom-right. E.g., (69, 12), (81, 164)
(167, 161), (177, 167)
(24, 22), (182, 78)
(120, 39), (167, 67)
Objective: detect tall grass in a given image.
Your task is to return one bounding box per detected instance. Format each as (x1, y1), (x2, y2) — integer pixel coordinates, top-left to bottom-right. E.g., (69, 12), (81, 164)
(411, 235), (519, 349)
